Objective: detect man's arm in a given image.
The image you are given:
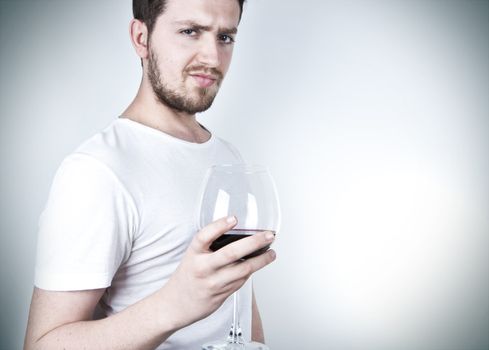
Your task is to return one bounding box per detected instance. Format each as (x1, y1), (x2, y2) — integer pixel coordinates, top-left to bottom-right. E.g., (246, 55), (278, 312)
(24, 287), (177, 350)
(24, 217), (276, 350)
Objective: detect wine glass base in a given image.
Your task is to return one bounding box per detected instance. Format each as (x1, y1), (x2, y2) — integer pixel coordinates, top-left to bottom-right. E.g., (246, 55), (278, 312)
(202, 341), (270, 350)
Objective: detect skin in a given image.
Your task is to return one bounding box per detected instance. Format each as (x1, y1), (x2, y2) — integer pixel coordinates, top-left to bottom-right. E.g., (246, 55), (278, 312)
(24, 0), (274, 349)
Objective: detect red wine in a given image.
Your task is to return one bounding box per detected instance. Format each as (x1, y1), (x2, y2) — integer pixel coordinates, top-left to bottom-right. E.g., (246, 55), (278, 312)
(210, 229), (274, 259)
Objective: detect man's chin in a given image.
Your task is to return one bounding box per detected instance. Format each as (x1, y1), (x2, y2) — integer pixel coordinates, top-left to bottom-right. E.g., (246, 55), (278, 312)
(195, 85), (219, 97)
(152, 85), (219, 114)
(189, 101), (215, 114)
(172, 97), (216, 114)
(190, 92), (218, 112)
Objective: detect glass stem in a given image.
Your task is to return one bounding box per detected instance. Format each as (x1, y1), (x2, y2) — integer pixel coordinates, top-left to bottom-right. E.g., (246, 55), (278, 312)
(227, 290), (244, 344)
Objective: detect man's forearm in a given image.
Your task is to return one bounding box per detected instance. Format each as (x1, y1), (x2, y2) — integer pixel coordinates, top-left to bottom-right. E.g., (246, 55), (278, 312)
(28, 288), (181, 350)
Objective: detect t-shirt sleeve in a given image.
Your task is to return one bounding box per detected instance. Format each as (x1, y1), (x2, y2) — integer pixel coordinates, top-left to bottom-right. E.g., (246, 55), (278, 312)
(34, 153), (138, 291)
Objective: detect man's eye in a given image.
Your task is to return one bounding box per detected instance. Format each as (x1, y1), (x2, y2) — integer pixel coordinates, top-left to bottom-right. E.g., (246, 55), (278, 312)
(181, 29), (197, 36)
(219, 34), (235, 44)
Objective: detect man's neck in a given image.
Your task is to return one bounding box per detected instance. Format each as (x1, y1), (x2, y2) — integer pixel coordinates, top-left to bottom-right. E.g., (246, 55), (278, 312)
(121, 80), (211, 144)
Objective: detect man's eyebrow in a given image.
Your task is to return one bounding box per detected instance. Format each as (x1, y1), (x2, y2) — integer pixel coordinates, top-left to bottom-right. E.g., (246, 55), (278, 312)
(221, 27), (238, 34)
(173, 20), (237, 34)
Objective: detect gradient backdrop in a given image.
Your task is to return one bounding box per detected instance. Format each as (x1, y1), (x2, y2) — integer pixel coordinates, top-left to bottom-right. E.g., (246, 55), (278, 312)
(1, 1), (488, 349)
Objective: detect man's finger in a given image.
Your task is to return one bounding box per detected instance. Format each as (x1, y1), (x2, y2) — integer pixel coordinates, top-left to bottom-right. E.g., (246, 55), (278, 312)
(191, 216), (237, 252)
(219, 249), (276, 285)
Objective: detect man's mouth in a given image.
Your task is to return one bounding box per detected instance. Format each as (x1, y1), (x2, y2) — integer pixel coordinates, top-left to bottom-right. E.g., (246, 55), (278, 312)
(189, 73), (218, 88)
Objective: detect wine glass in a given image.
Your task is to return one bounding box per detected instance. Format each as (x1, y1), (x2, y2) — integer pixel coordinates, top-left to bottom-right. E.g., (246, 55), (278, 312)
(198, 164), (281, 350)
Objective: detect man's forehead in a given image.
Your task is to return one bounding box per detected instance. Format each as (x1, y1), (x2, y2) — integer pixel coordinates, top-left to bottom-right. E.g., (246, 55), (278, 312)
(160, 0), (240, 28)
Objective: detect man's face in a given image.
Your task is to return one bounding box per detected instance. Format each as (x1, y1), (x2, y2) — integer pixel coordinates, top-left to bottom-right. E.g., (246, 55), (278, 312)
(146, 0), (240, 114)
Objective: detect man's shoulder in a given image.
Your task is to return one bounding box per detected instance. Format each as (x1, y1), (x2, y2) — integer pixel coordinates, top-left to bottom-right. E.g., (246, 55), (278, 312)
(51, 119), (139, 185)
(74, 119), (128, 157)
(70, 118), (150, 171)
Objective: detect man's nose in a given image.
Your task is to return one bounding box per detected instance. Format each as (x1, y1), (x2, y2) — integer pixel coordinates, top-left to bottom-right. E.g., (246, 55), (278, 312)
(196, 36), (220, 68)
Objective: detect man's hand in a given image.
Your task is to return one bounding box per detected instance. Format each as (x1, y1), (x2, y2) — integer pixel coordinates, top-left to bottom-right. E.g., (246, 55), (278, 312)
(160, 216), (276, 328)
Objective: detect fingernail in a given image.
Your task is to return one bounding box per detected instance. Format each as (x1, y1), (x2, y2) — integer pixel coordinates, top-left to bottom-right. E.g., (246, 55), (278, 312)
(227, 216), (236, 225)
(265, 231), (275, 240)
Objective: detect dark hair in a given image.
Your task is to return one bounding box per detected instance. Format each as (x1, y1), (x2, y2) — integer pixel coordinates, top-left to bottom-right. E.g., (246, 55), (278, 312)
(133, 0), (246, 35)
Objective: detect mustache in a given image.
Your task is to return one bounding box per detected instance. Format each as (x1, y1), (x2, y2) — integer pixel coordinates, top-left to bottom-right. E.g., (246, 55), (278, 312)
(185, 65), (223, 80)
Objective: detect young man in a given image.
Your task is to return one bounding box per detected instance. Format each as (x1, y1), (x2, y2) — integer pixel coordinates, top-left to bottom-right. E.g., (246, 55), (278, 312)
(24, 0), (276, 349)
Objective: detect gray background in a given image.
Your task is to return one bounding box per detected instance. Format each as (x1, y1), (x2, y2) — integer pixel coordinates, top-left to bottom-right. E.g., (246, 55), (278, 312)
(1, 0), (488, 349)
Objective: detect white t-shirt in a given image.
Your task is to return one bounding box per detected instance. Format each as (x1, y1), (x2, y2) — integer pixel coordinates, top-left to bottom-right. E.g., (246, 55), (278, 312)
(35, 118), (252, 349)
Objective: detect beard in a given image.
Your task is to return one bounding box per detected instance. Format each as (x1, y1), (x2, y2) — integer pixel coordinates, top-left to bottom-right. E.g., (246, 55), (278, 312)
(147, 50), (223, 114)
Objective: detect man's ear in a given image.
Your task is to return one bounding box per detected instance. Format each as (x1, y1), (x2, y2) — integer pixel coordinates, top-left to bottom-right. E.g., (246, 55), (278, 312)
(129, 19), (149, 59)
